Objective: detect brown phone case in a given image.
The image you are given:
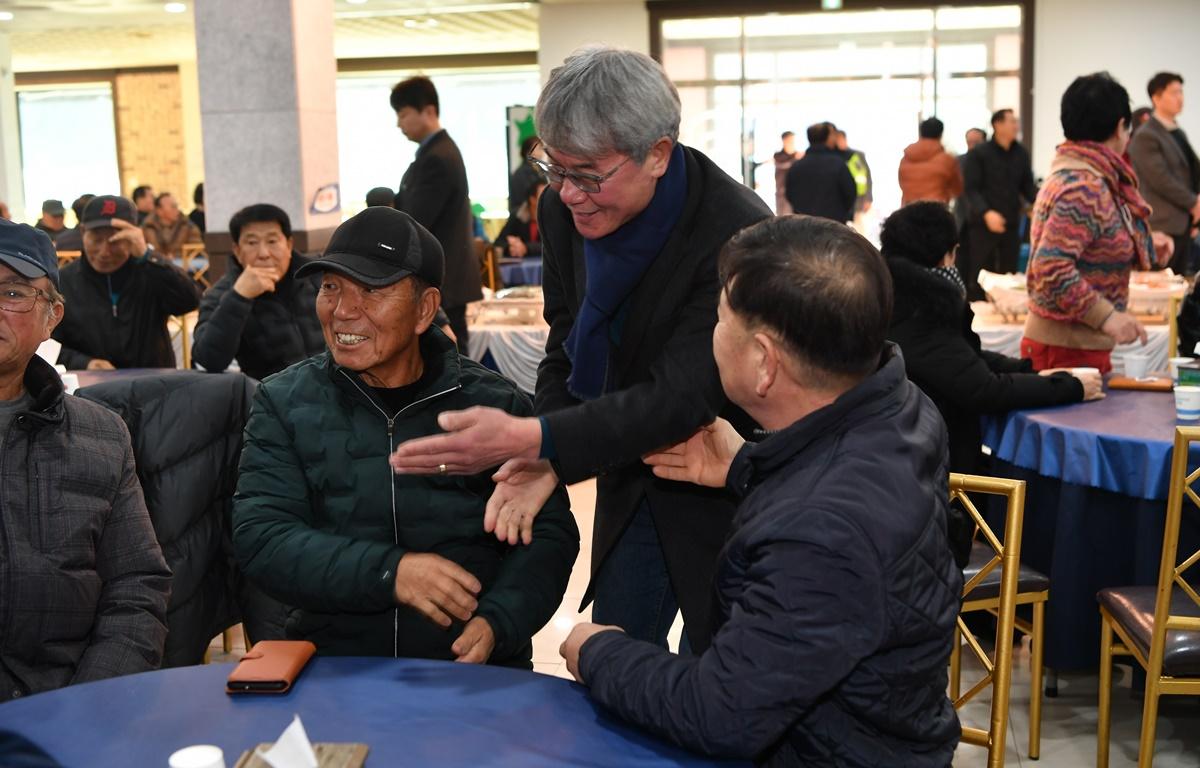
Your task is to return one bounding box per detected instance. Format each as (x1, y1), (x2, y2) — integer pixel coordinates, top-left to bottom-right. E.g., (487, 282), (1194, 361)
(226, 640), (316, 695)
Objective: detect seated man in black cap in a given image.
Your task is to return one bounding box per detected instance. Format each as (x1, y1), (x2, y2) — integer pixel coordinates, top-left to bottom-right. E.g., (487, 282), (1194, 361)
(34, 199), (66, 244)
(0, 219), (170, 703)
(52, 195), (200, 370)
(233, 206), (579, 666)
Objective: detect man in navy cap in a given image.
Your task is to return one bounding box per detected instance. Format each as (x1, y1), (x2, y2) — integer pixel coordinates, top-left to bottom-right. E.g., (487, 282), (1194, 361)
(52, 194), (199, 370)
(33, 199), (66, 243)
(0, 219), (170, 702)
(233, 206), (578, 666)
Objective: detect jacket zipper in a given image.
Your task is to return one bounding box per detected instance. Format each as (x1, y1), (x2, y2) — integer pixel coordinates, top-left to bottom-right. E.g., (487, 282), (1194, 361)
(337, 369), (461, 657)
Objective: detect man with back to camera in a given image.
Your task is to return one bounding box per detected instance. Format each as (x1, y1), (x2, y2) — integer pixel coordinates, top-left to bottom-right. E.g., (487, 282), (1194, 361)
(0, 218), (171, 703)
(233, 206), (578, 665)
(52, 194), (200, 370)
(1129, 71), (1200, 275)
(191, 203), (325, 380)
(899, 117), (963, 205)
(559, 215), (963, 766)
(785, 122), (856, 223)
(390, 76), (480, 347)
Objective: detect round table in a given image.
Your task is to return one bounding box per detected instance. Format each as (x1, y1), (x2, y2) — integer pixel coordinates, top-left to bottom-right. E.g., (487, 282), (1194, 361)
(499, 257), (543, 287)
(0, 657), (744, 767)
(983, 388), (1200, 669)
(467, 323), (548, 394)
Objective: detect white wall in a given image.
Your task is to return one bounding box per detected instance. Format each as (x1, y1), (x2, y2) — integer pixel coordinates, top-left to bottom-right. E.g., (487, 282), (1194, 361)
(1032, 0), (1200, 176)
(0, 33), (24, 219)
(538, 1), (649, 85)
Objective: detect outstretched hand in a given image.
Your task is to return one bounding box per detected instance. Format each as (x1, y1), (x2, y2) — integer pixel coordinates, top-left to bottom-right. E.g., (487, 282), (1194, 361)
(642, 419), (745, 489)
(389, 407), (541, 475)
(484, 459), (559, 545)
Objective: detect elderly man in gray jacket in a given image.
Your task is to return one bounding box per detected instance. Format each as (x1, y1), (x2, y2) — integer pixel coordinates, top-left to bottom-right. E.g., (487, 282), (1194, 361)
(1129, 71), (1200, 274)
(0, 219), (170, 703)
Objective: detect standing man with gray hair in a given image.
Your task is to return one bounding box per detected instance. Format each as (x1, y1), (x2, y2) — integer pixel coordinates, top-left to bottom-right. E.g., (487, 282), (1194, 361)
(390, 46), (772, 652)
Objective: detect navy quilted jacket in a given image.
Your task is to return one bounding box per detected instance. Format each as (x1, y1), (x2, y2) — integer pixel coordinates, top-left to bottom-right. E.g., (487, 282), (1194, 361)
(580, 347), (962, 766)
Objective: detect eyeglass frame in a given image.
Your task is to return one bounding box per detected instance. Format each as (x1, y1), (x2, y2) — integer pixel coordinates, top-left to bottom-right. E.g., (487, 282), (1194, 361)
(0, 281), (55, 314)
(526, 143), (631, 194)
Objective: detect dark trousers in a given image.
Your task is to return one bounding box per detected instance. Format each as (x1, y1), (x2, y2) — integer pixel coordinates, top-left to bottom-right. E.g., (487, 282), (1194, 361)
(1169, 233), (1195, 275)
(444, 304), (468, 349)
(591, 497), (685, 651)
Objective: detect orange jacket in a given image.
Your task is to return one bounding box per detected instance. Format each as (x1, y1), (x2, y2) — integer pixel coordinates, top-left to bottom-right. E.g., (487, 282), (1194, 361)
(898, 139), (963, 205)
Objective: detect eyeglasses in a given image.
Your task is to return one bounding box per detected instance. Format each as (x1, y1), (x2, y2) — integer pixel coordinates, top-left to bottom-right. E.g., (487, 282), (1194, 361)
(0, 282), (53, 313)
(526, 146), (630, 194)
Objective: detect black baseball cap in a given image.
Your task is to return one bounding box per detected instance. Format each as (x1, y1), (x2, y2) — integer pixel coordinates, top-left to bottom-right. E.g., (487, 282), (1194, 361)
(0, 219), (60, 288)
(81, 195), (137, 230)
(41, 199), (65, 216)
(296, 207), (444, 288)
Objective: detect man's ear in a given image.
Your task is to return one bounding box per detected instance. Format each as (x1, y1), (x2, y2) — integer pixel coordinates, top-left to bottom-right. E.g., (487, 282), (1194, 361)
(43, 301), (65, 339)
(753, 332), (780, 398)
(415, 287), (441, 334)
(646, 138), (674, 179)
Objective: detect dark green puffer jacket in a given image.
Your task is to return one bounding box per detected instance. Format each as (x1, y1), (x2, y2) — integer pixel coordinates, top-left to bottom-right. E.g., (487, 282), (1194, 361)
(233, 328), (579, 666)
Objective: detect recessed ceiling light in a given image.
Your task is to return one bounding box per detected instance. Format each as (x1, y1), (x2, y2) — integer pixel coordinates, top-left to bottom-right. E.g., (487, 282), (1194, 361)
(0, 11), (13, 21)
(164, 2), (187, 13)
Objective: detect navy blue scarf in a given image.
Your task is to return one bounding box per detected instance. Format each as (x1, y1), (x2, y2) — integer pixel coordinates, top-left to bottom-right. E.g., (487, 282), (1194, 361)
(565, 144), (688, 400)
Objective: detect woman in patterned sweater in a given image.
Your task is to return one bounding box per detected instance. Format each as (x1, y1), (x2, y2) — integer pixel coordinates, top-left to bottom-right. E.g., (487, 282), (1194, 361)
(1023, 72), (1175, 373)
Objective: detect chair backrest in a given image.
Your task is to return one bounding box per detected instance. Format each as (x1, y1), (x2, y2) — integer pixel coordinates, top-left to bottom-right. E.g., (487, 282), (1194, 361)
(949, 472), (1027, 768)
(56, 250), (81, 268)
(167, 310), (198, 369)
(1152, 428), (1200, 649)
(476, 238), (499, 292)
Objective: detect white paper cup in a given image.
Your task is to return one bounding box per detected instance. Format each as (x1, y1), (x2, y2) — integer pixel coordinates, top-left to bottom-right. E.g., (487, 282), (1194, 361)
(60, 373), (79, 395)
(1124, 354), (1151, 380)
(1174, 386), (1200, 421)
(1170, 357), (1194, 383)
(168, 745), (225, 768)
(1070, 367), (1100, 377)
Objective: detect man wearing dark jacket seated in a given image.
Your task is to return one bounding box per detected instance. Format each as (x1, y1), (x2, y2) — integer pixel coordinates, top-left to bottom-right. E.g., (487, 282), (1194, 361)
(233, 207), (578, 667)
(560, 216), (963, 766)
(0, 219), (170, 702)
(192, 204), (325, 380)
(882, 201), (1101, 474)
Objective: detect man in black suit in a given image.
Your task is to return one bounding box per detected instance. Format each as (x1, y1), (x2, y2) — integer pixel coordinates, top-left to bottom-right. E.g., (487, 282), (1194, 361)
(390, 47), (772, 654)
(391, 76), (481, 346)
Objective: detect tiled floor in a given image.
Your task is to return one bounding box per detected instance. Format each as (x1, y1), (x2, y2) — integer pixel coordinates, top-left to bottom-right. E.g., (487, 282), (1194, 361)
(211, 478), (1200, 766)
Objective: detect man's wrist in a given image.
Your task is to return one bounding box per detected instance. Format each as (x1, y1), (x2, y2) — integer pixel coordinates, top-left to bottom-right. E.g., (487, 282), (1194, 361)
(515, 416), (542, 460)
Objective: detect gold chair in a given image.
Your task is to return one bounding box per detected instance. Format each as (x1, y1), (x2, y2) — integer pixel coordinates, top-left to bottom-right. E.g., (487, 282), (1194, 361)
(56, 250), (81, 268)
(953, 533), (1049, 758)
(948, 473), (1027, 768)
(180, 242), (210, 290)
(1097, 426), (1200, 768)
(476, 239), (500, 292)
(1168, 293), (1182, 360)
(167, 310), (197, 369)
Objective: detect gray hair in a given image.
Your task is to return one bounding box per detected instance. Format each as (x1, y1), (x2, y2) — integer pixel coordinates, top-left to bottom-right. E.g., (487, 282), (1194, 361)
(44, 282), (64, 320)
(536, 46), (681, 162)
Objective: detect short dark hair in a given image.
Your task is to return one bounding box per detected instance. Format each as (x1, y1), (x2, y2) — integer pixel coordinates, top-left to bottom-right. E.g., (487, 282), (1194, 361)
(193, 182), (204, 206)
(919, 117), (944, 140)
(781, 130), (794, 140)
(1061, 71), (1131, 142)
(1148, 71), (1183, 100)
(131, 185), (153, 203)
(990, 109), (1014, 127)
(153, 192), (175, 208)
(365, 186), (396, 208)
(879, 201), (958, 269)
(71, 194), (95, 220)
(806, 122), (831, 146)
(229, 203), (293, 243)
(390, 76), (439, 115)
(719, 216), (892, 385)
(967, 127), (987, 139)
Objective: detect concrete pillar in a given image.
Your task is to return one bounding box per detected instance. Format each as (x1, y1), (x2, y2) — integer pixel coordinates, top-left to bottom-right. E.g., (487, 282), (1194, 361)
(193, 0), (340, 277)
(0, 32), (25, 221)
(538, 1), (649, 84)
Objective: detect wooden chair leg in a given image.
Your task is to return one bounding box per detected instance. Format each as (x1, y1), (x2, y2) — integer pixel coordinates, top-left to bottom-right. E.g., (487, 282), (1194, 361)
(222, 627), (233, 654)
(1097, 617), (1114, 768)
(1029, 600), (1045, 759)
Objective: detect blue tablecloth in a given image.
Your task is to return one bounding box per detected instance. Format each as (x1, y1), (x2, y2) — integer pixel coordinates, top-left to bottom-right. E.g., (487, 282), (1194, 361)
(983, 387), (1195, 501)
(982, 390), (1200, 669)
(499, 257), (542, 286)
(0, 657), (744, 767)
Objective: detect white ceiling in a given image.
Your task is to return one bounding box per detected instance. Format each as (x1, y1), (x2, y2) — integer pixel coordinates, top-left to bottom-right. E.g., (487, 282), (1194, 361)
(0, 0), (541, 71)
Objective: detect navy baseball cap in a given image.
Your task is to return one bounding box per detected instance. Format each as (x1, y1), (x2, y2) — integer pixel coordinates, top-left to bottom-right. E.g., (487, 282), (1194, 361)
(0, 219), (59, 289)
(296, 207), (444, 288)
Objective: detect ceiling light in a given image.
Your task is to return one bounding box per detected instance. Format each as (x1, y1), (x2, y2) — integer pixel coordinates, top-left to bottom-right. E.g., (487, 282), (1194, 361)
(164, 2), (187, 13)
(346, 0), (368, 4)
(0, 11), (13, 21)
